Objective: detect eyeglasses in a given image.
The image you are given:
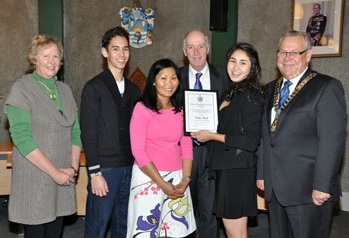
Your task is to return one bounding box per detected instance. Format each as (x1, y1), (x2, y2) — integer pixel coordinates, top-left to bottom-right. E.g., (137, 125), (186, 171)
(277, 49), (307, 57)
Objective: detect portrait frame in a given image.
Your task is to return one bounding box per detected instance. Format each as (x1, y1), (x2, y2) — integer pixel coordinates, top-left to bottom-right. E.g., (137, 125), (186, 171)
(291, 0), (344, 57)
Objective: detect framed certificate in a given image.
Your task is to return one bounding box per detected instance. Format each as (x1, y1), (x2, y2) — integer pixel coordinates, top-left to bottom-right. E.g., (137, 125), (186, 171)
(184, 90), (218, 133)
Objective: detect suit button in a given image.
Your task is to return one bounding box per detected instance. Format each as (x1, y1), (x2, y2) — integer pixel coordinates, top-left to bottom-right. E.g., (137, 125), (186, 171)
(270, 143), (275, 148)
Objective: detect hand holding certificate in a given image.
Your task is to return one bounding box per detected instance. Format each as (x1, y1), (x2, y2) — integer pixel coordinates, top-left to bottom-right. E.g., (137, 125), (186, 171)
(184, 90), (218, 133)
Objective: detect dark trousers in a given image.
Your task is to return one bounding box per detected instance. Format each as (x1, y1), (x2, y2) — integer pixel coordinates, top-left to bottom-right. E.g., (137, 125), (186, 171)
(187, 145), (220, 238)
(23, 216), (64, 238)
(269, 191), (334, 238)
(84, 166), (132, 238)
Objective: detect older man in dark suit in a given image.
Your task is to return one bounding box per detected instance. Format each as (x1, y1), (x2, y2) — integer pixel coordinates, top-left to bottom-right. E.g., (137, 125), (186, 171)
(179, 29), (229, 238)
(257, 30), (347, 238)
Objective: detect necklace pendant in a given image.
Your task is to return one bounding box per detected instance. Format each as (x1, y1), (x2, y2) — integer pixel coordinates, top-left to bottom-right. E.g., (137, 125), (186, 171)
(50, 93), (56, 100)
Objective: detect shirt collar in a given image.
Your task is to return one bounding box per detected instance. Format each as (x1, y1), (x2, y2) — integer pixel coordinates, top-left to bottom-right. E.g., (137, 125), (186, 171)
(283, 67), (308, 86)
(189, 63), (208, 76)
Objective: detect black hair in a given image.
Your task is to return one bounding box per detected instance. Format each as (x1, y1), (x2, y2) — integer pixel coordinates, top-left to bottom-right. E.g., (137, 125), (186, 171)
(102, 26), (129, 49)
(142, 59), (182, 113)
(225, 42), (265, 101)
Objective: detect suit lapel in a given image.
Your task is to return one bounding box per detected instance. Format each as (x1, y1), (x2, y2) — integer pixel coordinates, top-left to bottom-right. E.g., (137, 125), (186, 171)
(181, 66), (190, 89)
(266, 81), (277, 136)
(209, 64), (219, 91)
(102, 69), (122, 108)
(208, 64), (226, 96)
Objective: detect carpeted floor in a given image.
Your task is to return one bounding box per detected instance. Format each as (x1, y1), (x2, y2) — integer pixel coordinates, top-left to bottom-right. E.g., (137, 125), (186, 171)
(1, 196), (348, 237)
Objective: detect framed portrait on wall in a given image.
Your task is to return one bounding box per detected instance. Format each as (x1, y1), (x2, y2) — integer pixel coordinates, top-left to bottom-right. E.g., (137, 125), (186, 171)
(291, 0), (344, 57)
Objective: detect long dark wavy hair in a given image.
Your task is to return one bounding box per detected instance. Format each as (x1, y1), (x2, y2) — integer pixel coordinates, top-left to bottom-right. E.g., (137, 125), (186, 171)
(224, 42), (265, 102)
(141, 59), (182, 113)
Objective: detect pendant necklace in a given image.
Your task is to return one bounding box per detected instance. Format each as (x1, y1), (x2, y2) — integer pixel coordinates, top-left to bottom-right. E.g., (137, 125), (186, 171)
(38, 81), (57, 100)
(37, 80), (63, 115)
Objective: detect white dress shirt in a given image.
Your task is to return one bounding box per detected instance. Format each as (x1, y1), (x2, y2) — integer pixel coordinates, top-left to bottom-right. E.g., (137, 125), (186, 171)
(188, 63), (210, 90)
(270, 67), (308, 124)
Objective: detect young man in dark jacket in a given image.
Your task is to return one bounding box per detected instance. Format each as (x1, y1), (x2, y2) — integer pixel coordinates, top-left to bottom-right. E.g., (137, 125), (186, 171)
(81, 26), (140, 238)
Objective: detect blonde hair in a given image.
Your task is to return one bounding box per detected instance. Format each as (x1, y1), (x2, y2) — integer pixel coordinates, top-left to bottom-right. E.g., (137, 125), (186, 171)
(26, 34), (63, 69)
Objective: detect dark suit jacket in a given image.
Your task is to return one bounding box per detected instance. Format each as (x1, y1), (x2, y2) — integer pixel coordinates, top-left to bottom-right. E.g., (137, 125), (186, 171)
(179, 64), (229, 98)
(209, 90), (264, 170)
(257, 69), (347, 206)
(80, 68), (140, 171)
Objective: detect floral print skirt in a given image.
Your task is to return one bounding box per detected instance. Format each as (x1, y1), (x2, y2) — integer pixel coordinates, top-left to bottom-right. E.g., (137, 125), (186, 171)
(127, 165), (196, 238)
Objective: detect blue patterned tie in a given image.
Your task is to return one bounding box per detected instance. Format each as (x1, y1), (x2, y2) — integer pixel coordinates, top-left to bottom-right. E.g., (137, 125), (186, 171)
(194, 72), (203, 90)
(278, 80), (292, 107)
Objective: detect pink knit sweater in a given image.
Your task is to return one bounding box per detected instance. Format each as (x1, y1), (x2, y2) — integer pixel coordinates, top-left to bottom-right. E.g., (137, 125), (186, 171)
(130, 102), (193, 171)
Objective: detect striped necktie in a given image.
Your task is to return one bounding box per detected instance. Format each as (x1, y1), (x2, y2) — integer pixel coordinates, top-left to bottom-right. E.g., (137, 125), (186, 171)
(278, 80), (292, 107)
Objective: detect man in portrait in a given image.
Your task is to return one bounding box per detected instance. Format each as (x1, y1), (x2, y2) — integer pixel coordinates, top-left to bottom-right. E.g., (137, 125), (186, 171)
(306, 3), (327, 46)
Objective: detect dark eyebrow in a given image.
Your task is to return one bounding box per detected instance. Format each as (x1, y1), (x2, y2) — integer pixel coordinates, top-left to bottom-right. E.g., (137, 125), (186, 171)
(230, 57), (248, 62)
(110, 45), (129, 49)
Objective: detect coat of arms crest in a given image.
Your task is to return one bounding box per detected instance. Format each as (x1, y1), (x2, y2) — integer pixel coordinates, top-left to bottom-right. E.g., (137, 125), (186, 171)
(119, 0), (156, 48)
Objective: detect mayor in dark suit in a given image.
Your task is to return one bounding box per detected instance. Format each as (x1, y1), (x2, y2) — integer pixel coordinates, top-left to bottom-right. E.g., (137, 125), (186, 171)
(179, 29), (229, 238)
(257, 30), (347, 238)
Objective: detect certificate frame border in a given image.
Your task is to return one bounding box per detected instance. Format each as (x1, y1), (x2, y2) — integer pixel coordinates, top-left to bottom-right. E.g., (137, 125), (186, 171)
(183, 89), (219, 134)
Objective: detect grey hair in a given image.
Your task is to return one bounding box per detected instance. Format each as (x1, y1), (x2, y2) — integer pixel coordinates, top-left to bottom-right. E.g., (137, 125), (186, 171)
(183, 29), (209, 48)
(278, 30), (312, 50)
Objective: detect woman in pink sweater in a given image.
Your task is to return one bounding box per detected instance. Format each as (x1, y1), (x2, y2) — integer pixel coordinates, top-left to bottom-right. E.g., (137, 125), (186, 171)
(127, 59), (196, 238)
